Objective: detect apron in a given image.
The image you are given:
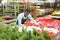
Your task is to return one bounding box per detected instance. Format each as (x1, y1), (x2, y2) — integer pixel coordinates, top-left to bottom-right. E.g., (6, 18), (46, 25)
(16, 19), (18, 25)
(16, 18), (27, 25)
(21, 18), (27, 24)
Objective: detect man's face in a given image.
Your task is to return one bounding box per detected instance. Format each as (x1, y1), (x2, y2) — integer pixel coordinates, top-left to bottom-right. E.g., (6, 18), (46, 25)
(24, 11), (29, 17)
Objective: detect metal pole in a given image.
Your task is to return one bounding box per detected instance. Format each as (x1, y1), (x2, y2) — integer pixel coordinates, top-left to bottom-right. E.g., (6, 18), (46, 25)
(14, 3), (16, 17)
(3, 4), (4, 15)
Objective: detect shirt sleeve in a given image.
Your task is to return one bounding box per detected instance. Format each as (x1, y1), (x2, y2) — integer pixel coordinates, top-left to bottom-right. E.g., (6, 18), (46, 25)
(28, 14), (38, 25)
(17, 14), (24, 26)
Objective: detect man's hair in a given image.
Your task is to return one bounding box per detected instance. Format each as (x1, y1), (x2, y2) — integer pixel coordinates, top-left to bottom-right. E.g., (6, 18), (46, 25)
(24, 9), (30, 12)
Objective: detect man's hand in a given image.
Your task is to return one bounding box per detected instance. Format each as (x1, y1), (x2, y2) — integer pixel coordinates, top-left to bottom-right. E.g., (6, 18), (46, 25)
(36, 23), (40, 27)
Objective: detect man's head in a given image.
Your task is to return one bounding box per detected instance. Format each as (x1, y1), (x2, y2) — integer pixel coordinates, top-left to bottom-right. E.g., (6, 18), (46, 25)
(24, 9), (30, 17)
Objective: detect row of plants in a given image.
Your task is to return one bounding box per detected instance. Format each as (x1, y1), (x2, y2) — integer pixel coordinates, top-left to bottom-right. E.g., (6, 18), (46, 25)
(0, 24), (52, 40)
(10, 2), (19, 4)
(9, 2), (29, 4)
(3, 10), (23, 13)
(51, 10), (60, 16)
(0, 17), (5, 22)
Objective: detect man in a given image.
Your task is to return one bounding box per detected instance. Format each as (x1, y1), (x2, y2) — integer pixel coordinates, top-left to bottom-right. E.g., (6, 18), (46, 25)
(16, 9), (38, 26)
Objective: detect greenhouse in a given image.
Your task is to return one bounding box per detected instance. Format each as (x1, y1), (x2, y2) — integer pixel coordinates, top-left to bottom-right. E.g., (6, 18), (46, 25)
(0, 0), (60, 40)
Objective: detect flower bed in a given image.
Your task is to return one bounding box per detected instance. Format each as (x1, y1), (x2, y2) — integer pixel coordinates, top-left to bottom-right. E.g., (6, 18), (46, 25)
(0, 17), (60, 40)
(36, 17), (60, 31)
(0, 26), (51, 40)
(24, 17), (60, 31)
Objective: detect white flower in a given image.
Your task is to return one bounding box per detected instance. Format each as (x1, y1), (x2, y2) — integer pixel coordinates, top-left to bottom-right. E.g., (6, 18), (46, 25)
(44, 28), (59, 34)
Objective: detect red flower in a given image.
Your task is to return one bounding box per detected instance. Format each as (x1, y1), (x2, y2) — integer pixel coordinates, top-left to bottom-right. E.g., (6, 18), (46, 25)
(37, 30), (42, 35)
(49, 32), (56, 38)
